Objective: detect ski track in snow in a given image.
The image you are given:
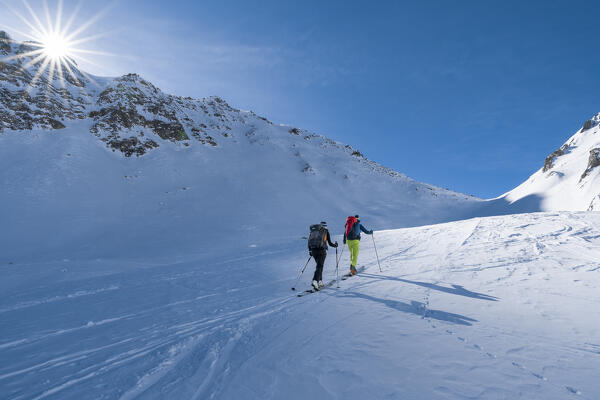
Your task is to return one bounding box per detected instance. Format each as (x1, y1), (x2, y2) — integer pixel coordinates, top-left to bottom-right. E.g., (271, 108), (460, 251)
(2, 212), (600, 399)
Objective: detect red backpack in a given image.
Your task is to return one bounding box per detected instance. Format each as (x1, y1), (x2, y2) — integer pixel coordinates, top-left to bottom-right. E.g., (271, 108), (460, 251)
(345, 216), (358, 236)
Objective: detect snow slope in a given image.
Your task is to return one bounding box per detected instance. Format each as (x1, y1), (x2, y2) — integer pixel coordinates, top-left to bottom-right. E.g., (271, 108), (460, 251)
(503, 113), (600, 211)
(0, 31), (510, 263)
(2, 212), (599, 399)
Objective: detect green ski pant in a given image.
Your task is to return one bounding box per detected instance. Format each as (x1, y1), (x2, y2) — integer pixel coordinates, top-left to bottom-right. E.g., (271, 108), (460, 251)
(347, 239), (360, 267)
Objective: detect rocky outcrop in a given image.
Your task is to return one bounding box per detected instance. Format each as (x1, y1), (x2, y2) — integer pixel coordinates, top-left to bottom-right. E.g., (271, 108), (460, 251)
(581, 113), (600, 132)
(580, 148), (600, 182)
(543, 144), (570, 173)
(0, 31), (11, 55)
(588, 194), (600, 211)
(0, 32), (383, 164)
(104, 136), (159, 157)
(89, 74), (188, 146)
(0, 32), (89, 133)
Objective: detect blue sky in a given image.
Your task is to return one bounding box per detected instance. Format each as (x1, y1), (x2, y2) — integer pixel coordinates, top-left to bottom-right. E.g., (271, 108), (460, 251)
(2, 0), (600, 198)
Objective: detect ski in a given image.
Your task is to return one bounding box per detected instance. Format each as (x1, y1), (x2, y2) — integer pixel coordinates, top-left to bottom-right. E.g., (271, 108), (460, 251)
(341, 266), (365, 280)
(296, 278), (336, 297)
(297, 267), (366, 297)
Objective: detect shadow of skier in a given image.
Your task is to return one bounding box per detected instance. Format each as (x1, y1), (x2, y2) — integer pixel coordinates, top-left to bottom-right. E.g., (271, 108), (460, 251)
(340, 291), (478, 326)
(359, 273), (499, 301)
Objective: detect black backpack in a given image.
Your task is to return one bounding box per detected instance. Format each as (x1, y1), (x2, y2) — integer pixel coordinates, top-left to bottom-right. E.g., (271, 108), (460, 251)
(308, 224), (327, 251)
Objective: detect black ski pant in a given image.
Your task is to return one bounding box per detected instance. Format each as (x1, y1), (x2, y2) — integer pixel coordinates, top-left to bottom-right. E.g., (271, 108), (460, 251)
(311, 250), (327, 282)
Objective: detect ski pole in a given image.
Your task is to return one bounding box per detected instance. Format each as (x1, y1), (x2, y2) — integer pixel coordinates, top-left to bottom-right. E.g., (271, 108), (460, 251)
(372, 232), (382, 272)
(291, 256), (312, 291)
(335, 247), (339, 288)
(335, 245), (344, 288)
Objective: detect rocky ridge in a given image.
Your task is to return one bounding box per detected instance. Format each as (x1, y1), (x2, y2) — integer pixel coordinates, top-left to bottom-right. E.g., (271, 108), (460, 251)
(504, 111), (600, 211)
(0, 31), (432, 188)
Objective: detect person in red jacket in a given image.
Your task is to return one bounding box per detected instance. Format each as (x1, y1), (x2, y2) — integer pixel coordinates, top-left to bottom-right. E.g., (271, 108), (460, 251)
(343, 215), (372, 275)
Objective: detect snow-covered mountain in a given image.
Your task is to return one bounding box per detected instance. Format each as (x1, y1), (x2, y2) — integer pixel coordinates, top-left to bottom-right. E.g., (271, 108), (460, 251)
(3, 31), (600, 400)
(0, 31), (499, 262)
(502, 112), (600, 211)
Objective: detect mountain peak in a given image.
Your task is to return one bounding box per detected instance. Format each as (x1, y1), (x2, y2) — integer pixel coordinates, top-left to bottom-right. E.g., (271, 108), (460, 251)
(581, 112), (600, 133)
(504, 111), (600, 210)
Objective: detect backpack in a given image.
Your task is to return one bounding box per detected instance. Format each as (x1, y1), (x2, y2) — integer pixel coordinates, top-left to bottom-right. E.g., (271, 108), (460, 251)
(308, 224), (328, 251)
(345, 216), (359, 240)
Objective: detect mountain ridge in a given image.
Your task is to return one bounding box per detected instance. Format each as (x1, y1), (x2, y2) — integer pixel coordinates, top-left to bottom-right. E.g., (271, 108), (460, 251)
(502, 111), (600, 211)
(1, 31), (497, 262)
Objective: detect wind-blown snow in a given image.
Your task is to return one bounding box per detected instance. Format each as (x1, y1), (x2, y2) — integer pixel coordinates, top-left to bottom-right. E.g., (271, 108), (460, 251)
(2, 212), (599, 399)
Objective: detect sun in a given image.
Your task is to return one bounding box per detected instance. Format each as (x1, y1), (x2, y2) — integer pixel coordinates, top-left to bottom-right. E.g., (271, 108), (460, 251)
(41, 32), (72, 61)
(1, 0), (112, 91)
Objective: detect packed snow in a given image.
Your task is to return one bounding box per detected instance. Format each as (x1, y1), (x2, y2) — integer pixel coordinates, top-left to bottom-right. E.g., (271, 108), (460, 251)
(2, 212), (599, 399)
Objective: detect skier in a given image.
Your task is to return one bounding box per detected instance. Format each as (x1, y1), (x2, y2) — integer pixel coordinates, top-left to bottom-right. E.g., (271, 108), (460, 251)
(308, 221), (338, 290)
(343, 215), (373, 275)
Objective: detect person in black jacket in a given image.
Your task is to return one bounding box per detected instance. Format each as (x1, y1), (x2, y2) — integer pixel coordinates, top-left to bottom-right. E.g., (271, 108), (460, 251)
(309, 221), (338, 290)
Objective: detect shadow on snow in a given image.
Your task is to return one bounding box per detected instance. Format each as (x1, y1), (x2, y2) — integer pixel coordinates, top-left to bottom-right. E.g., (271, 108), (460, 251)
(340, 291), (478, 326)
(360, 273), (499, 301)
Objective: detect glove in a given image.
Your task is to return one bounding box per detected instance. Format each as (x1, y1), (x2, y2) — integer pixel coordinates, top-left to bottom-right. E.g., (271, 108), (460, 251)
(369, 230), (374, 235)
(334, 241), (339, 248)
(343, 238), (346, 244)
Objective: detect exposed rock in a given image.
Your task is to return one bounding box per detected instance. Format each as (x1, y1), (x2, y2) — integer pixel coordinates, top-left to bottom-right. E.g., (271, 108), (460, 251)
(0, 31), (11, 55)
(543, 144), (570, 173)
(579, 148), (600, 182)
(588, 194), (600, 211)
(0, 38), (90, 133)
(581, 114), (600, 132)
(302, 163), (315, 174)
(105, 136), (159, 157)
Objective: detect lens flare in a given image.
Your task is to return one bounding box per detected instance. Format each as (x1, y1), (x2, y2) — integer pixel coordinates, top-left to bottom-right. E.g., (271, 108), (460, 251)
(1, 0), (113, 92)
(42, 32), (71, 60)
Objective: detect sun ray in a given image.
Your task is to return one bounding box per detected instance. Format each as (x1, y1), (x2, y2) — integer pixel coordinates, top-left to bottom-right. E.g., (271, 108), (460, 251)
(0, 26), (37, 44)
(61, 56), (82, 86)
(69, 47), (114, 57)
(21, 52), (47, 70)
(55, 57), (66, 89)
(1, 49), (45, 63)
(43, 0), (52, 33)
(28, 55), (51, 91)
(64, 1), (115, 42)
(46, 57), (56, 94)
(22, 0), (49, 37)
(1, 1), (47, 40)
(63, 56), (100, 88)
(68, 31), (114, 47)
(3, 0), (116, 96)
(60, 1), (80, 37)
(65, 52), (105, 70)
(54, 0), (63, 34)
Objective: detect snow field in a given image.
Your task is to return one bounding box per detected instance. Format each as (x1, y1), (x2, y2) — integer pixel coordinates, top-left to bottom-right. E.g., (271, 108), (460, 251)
(2, 212), (600, 399)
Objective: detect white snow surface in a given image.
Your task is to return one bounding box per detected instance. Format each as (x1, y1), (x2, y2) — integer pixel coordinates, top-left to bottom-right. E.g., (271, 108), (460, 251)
(1, 212), (599, 399)
(503, 113), (600, 211)
(0, 120), (515, 264)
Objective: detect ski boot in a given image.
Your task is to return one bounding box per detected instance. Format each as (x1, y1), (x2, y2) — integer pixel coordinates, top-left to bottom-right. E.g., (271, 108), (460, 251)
(312, 280), (319, 290)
